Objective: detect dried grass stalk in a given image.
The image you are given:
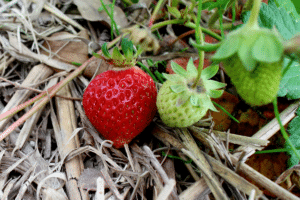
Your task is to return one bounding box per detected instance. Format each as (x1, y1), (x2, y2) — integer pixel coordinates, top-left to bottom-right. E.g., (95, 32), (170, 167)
(233, 100), (300, 159)
(54, 81), (87, 200)
(179, 128), (229, 200)
(230, 155), (300, 200)
(13, 77), (58, 153)
(0, 64), (54, 130)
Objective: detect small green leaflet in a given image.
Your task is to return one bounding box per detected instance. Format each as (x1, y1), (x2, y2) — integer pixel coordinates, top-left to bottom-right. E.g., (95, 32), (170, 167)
(101, 43), (111, 58)
(242, 0), (300, 40)
(274, 0), (300, 21)
(121, 38), (134, 60)
(286, 107), (300, 167)
(278, 58), (300, 99)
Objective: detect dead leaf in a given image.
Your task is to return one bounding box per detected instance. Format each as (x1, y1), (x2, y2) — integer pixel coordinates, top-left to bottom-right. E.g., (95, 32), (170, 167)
(78, 168), (108, 191)
(42, 30), (89, 65)
(73, 0), (129, 29)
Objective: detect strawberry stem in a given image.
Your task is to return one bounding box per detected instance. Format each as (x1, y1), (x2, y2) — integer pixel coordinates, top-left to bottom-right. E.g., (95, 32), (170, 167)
(273, 98), (300, 160)
(246, 0), (261, 29)
(192, 0), (204, 88)
(148, 0), (165, 28)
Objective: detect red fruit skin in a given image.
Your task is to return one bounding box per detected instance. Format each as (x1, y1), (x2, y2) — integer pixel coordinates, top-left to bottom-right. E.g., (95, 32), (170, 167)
(83, 67), (157, 148)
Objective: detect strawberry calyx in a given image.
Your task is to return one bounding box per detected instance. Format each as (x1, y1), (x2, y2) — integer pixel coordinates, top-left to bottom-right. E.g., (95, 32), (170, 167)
(163, 58), (226, 111)
(212, 26), (283, 72)
(101, 38), (143, 69)
(212, 0), (283, 72)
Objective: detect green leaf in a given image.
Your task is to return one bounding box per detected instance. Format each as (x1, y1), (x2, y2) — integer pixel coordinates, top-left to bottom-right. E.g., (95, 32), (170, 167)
(170, 84), (186, 93)
(167, 6), (182, 19)
(212, 34), (242, 60)
(101, 43), (111, 58)
(186, 58), (198, 75)
(121, 38), (134, 59)
(131, 0), (139, 3)
(201, 65), (219, 80)
(171, 62), (188, 77)
(252, 34), (283, 63)
(242, 0), (300, 40)
(286, 107), (300, 167)
(274, 0), (300, 21)
(278, 58), (300, 99)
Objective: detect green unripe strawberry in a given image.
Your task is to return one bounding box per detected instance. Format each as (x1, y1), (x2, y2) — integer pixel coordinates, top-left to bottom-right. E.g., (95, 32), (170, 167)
(212, 0), (284, 106)
(157, 80), (209, 127)
(223, 57), (282, 106)
(157, 58), (226, 127)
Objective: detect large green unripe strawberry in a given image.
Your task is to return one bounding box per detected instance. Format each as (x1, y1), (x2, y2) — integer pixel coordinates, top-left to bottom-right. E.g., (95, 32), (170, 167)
(212, 0), (284, 106)
(83, 39), (157, 148)
(223, 57), (282, 106)
(157, 59), (226, 127)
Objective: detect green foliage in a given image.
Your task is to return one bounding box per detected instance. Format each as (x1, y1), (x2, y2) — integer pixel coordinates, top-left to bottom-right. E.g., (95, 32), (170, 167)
(101, 38), (142, 67)
(242, 0), (300, 40)
(286, 107), (300, 166)
(278, 58), (300, 99)
(274, 0), (300, 20)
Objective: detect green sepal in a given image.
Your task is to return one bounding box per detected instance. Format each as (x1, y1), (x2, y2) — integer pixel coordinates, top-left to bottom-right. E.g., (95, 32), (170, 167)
(207, 89), (224, 98)
(170, 84), (186, 93)
(213, 35), (242, 60)
(112, 47), (125, 61)
(186, 58), (198, 75)
(238, 40), (257, 71)
(204, 80), (226, 90)
(135, 45), (144, 57)
(171, 62), (189, 77)
(121, 38), (134, 60)
(200, 96), (218, 112)
(190, 94), (199, 106)
(101, 42), (111, 58)
(167, 6), (182, 19)
(92, 51), (101, 58)
(162, 73), (185, 82)
(252, 34), (283, 63)
(176, 91), (190, 107)
(201, 65), (219, 80)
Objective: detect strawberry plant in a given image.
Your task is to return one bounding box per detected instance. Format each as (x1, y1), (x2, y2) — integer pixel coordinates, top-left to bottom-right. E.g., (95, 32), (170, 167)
(83, 39), (157, 148)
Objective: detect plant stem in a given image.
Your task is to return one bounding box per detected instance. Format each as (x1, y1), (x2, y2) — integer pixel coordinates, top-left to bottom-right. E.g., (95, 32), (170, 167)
(148, 0), (166, 27)
(151, 19), (186, 30)
(273, 98), (300, 160)
(185, 22), (223, 41)
(192, 0), (204, 88)
(246, 0), (261, 29)
(137, 61), (159, 82)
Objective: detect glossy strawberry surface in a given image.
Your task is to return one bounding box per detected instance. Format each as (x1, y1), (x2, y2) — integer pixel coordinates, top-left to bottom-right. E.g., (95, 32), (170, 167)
(83, 67), (157, 148)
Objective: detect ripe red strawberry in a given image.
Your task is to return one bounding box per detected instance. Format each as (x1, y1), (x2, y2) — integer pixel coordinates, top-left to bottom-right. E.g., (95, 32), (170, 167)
(82, 67), (157, 148)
